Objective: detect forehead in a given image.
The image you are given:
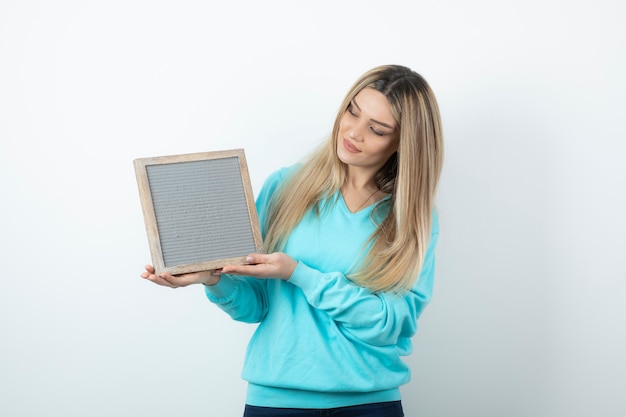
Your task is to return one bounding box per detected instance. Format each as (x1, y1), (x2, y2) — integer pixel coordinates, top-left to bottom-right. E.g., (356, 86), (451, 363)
(353, 88), (395, 125)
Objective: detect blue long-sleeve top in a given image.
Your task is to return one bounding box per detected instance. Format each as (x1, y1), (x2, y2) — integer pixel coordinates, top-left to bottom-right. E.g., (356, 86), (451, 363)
(205, 165), (439, 408)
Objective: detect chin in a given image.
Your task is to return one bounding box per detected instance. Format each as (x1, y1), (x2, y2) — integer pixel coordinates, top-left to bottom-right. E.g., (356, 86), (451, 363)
(336, 148), (355, 166)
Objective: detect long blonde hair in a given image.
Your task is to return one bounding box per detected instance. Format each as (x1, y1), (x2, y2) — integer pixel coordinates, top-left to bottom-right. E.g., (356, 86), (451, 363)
(263, 65), (444, 293)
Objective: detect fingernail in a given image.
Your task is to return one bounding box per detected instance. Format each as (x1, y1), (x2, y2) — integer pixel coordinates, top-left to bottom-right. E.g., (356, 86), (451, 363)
(246, 256), (254, 262)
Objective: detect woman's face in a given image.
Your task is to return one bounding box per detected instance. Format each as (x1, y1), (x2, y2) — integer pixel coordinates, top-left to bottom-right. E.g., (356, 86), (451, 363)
(336, 87), (399, 174)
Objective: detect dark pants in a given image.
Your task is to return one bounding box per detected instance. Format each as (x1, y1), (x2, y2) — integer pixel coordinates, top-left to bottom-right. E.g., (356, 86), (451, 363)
(243, 401), (404, 417)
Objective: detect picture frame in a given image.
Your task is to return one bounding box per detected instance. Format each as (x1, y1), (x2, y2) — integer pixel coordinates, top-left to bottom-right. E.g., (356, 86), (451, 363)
(134, 149), (263, 275)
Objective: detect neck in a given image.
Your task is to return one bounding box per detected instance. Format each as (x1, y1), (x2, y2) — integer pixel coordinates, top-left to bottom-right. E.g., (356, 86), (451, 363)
(344, 165), (377, 192)
(342, 167), (383, 213)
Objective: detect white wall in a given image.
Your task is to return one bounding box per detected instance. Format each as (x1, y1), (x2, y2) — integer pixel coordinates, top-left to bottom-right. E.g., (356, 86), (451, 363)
(1, 1), (624, 416)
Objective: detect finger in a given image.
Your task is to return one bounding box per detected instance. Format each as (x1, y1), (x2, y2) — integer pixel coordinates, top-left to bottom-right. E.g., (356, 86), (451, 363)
(161, 271), (208, 287)
(145, 265), (155, 274)
(142, 273), (176, 288)
(140, 270), (156, 279)
(244, 253), (270, 265)
(222, 263), (270, 277)
(162, 272), (198, 288)
(159, 272), (177, 280)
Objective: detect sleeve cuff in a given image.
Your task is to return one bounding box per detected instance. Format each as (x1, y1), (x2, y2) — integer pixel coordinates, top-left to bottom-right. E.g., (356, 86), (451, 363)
(204, 274), (239, 303)
(287, 261), (322, 294)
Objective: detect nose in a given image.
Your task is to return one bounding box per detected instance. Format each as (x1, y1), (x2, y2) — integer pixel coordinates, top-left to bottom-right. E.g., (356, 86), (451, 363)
(348, 123), (365, 142)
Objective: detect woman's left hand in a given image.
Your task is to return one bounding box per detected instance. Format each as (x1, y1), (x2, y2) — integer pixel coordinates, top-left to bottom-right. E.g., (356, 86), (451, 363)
(221, 252), (297, 280)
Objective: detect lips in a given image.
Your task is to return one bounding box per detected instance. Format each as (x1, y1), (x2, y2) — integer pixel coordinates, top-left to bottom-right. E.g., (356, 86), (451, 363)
(343, 138), (361, 154)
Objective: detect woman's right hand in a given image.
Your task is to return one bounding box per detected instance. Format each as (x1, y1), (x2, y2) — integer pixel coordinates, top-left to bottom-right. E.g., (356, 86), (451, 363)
(140, 265), (221, 288)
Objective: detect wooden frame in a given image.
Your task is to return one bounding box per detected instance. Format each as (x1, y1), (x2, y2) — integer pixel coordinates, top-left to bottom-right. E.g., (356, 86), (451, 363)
(134, 149), (263, 275)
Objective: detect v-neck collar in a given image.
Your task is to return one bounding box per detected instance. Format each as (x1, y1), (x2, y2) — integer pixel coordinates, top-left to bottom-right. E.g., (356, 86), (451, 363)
(336, 191), (391, 215)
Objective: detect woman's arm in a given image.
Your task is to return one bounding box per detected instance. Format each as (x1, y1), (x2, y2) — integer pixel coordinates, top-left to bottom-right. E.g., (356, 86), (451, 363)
(203, 274), (270, 323)
(221, 227), (438, 347)
(288, 235), (437, 347)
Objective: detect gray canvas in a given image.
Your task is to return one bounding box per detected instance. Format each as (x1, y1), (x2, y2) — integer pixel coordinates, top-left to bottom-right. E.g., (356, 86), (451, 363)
(146, 157), (256, 267)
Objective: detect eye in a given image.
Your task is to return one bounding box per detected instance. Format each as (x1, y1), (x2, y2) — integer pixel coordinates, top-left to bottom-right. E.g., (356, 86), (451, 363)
(347, 103), (358, 117)
(370, 127), (385, 136)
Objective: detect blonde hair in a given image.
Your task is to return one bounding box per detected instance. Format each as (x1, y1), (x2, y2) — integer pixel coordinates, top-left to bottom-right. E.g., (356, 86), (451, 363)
(264, 65), (444, 293)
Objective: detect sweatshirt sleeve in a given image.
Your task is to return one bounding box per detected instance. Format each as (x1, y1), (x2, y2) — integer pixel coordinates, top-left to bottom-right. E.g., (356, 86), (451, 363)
(287, 214), (439, 347)
(204, 275), (269, 323)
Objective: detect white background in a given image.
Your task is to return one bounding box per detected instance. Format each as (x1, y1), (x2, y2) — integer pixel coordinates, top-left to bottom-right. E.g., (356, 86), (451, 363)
(1, 1), (625, 416)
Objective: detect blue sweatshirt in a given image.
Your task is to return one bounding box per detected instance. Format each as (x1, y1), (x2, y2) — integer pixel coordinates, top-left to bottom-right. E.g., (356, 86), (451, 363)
(205, 165), (439, 408)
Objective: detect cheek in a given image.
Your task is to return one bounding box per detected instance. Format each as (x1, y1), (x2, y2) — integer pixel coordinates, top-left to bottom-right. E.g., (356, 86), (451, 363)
(369, 140), (399, 162)
(337, 116), (348, 134)
(371, 139), (397, 155)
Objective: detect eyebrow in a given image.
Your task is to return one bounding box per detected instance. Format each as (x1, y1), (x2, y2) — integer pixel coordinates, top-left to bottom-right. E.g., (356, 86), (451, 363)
(352, 99), (395, 130)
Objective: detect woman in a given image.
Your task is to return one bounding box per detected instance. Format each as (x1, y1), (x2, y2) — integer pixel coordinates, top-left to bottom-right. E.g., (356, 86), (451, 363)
(142, 64), (444, 416)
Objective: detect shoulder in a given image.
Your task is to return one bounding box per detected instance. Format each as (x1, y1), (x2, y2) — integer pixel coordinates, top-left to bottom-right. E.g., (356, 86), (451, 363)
(256, 163), (303, 206)
(261, 163), (303, 193)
